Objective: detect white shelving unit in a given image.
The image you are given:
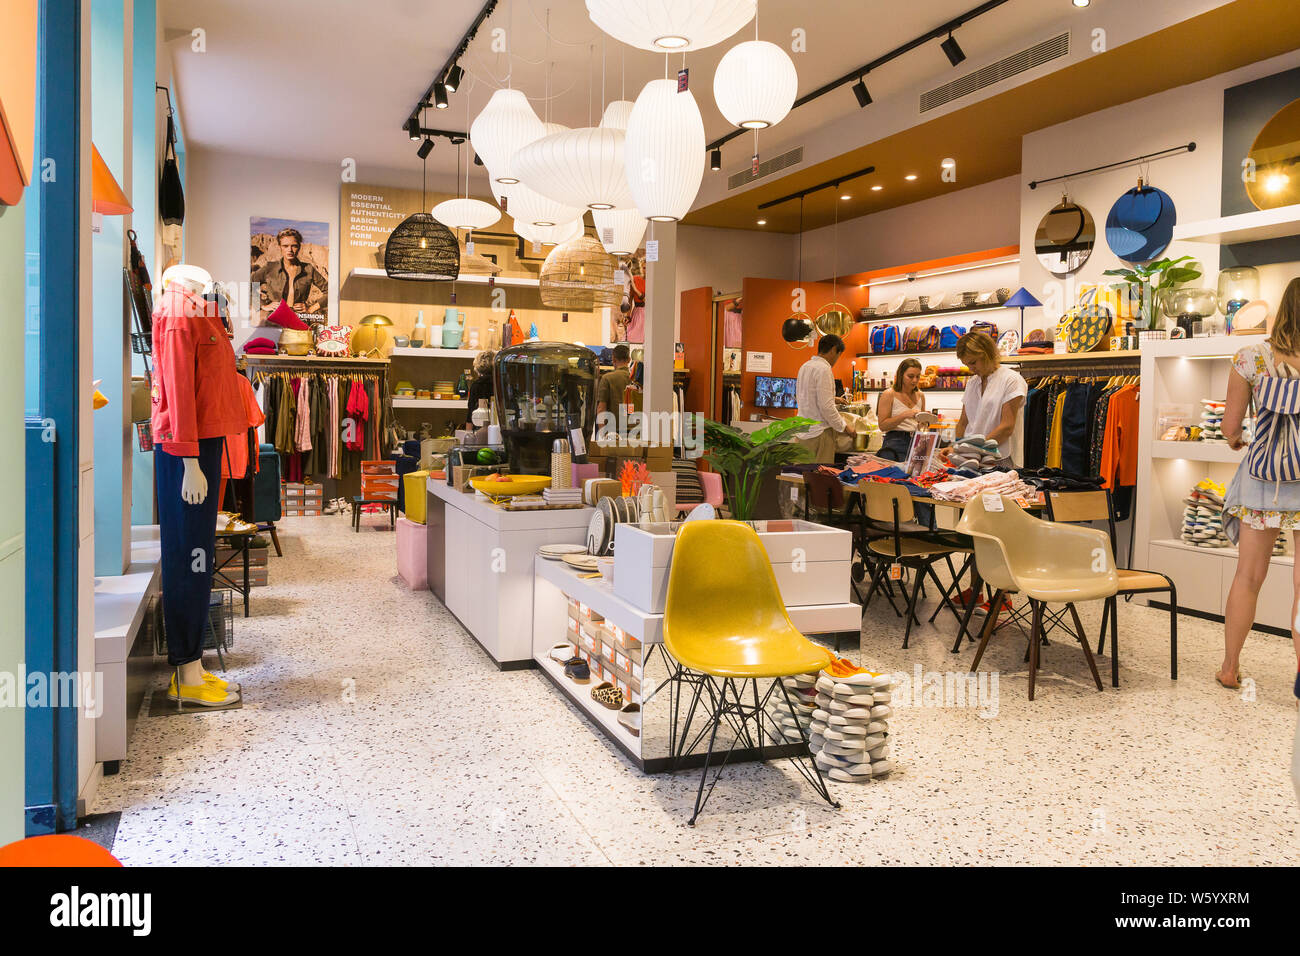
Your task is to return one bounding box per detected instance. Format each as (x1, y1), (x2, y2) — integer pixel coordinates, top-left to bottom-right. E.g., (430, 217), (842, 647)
(1133, 333), (1292, 630)
(1172, 203), (1300, 245)
(347, 267), (540, 288)
(389, 346), (481, 359)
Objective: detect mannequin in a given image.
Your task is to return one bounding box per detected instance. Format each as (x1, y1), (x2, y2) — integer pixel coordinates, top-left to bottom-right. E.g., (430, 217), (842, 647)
(153, 264), (249, 706)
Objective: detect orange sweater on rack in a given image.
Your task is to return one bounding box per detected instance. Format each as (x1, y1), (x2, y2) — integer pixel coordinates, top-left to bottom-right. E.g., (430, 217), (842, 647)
(1099, 385), (1139, 489)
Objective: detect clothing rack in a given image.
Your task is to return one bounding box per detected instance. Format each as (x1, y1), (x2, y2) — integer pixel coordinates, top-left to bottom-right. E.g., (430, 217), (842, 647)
(1004, 353), (1141, 378)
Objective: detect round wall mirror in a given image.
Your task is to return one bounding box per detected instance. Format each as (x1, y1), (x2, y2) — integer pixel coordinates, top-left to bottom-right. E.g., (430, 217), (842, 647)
(1246, 97), (1300, 210)
(1034, 199), (1095, 276)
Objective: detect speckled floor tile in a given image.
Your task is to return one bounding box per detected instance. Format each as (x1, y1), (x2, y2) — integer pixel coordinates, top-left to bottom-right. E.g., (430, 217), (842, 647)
(90, 514), (1300, 865)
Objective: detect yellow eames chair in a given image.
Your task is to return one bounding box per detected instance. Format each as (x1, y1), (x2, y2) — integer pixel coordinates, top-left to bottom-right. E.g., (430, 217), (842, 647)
(663, 520), (839, 825)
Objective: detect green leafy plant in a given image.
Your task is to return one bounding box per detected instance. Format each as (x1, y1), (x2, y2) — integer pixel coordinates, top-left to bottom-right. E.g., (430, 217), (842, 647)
(702, 417), (817, 520)
(1102, 255), (1202, 329)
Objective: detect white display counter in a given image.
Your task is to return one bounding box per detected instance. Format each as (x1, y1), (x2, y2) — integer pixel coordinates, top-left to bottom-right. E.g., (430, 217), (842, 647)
(427, 478), (594, 668)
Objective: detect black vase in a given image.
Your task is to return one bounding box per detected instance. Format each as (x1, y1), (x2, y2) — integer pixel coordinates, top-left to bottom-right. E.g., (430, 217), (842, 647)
(493, 341), (598, 475)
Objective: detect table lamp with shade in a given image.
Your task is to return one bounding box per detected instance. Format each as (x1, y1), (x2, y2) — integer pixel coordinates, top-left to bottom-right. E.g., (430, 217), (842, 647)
(1004, 287), (1042, 337)
(352, 313), (394, 357)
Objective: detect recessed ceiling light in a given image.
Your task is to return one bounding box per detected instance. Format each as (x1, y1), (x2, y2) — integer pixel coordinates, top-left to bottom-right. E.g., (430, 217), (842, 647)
(871, 185), (882, 191)
(840, 194), (851, 201)
(905, 174), (918, 181)
(757, 219), (767, 225)
(1072, 0), (1090, 6)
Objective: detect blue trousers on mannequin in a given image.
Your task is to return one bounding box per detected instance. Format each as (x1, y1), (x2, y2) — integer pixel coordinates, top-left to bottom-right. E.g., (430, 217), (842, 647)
(155, 437), (222, 666)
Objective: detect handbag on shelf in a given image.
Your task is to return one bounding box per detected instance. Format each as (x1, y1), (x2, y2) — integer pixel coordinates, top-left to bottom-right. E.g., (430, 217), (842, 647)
(939, 325), (966, 349)
(870, 324), (900, 354)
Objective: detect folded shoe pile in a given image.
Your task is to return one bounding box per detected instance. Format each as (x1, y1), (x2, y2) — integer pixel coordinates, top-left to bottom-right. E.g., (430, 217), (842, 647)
(947, 434), (1001, 470)
(764, 673), (817, 744)
(1199, 399), (1225, 443)
(1181, 478), (1232, 549)
(807, 660), (895, 782)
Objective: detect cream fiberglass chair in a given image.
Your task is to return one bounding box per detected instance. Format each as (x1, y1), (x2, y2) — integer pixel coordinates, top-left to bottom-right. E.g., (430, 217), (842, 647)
(955, 496), (1114, 700)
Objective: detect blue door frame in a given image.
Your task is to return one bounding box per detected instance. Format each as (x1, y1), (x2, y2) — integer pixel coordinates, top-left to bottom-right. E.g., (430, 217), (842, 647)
(24, 0), (83, 835)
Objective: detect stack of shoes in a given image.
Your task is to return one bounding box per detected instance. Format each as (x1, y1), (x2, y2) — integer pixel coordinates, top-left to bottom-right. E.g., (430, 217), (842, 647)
(807, 658), (894, 782)
(765, 673), (817, 744)
(1199, 399), (1225, 442)
(1181, 478), (1230, 549)
(948, 433), (1001, 470)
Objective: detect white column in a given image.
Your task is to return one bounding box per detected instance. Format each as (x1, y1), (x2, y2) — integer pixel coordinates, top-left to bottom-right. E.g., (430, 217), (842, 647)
(643, 221), (676, 445)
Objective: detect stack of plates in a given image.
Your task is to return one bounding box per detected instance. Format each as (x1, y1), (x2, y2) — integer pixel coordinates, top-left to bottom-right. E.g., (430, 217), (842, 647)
(431, 381), (457, 397)
(562, 553), (601, 572)
(807, 670), (895, 782)
(538, 543), (586, 560)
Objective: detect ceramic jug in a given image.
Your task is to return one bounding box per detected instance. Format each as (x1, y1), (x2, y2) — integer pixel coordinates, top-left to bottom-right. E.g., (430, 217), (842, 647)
(443, 308), (465, 348)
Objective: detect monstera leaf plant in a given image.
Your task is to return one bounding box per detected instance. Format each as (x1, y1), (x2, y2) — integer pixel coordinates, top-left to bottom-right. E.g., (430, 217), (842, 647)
(703, 417), (817, 521)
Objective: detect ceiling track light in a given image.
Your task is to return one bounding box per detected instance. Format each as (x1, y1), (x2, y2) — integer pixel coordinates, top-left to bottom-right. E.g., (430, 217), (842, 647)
(941, 32), (966, 67)
(710, 148), (722, 171)
(406, 117), (420, 141)
(434, 83), (449, 109)
(445, 64), (464, 92)
(417, 137), (434, 159)
(851, 76), (871, 108)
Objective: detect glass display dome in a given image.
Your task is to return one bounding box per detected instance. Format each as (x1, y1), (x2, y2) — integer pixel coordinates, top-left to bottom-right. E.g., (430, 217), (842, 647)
(493, 341), (598, 475)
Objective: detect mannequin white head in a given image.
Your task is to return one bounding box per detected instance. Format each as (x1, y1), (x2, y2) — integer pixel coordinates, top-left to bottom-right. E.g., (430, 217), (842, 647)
(161, 263), (212, 296)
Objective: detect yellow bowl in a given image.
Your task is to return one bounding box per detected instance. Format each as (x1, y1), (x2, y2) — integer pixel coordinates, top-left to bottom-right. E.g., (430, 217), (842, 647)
(469, 474), (553, 498)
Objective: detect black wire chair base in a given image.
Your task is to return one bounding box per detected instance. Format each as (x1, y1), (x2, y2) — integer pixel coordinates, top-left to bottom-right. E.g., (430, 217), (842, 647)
(675, 672), (839, 826)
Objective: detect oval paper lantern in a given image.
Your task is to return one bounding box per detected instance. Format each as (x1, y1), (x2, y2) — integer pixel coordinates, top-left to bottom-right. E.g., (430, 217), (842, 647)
(592, 207), (648, 255)
(713, 40), (797, 129)
(514, 126), (635, 211)
(624, 79), (705, 222)
(432, 197), (501, 231)
(515, 217), (586, 248)
(586, 0), (755, 52)
(495, 179), (585, 229)
(470, 88), (545, 185)
(599, 100), (635, 130)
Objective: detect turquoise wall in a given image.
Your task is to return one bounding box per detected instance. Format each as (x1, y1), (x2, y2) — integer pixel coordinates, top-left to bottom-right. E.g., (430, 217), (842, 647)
(0, 195), (28, 846)
(129, 0), (155, 525)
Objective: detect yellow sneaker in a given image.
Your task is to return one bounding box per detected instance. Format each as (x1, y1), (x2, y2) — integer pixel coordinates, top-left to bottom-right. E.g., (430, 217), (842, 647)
(202, 671), (240, 694)
(167, 675), (238, 707)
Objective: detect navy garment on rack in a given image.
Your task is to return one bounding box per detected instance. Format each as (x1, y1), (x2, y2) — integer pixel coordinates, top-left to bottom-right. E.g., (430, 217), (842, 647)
(1060, 382), (1094, 478)
(156, 437), (223, 666)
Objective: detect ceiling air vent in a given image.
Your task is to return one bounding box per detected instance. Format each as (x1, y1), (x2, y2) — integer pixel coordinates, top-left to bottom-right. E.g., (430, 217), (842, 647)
(727, 146), (803, 190)
(920, 31), (1070, 114)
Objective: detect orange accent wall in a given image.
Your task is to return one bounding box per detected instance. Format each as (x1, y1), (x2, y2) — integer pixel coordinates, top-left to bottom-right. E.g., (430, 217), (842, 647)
(678, 286), (713, 417)
(738, 278), (869, 421)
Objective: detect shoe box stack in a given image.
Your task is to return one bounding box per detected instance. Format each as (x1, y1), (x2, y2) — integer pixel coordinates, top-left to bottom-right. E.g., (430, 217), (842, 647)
(360, 460), (399, 501)
(1199, 399), (1225, 442)
(566, 597), (642, 705)
(281, 482), (323, 516)
(214, 540), (270, 587)
(764, 674), (817, 745)
(808, 671), (895, 782)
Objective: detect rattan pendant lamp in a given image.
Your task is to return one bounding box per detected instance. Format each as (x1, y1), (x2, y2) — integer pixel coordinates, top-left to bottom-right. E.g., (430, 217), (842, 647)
(539, 233), (622, 310)
(385, 108), (459, 281)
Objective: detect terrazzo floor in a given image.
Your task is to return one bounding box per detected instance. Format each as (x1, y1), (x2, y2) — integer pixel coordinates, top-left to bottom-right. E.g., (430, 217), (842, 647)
(92, 513), (1300, 865)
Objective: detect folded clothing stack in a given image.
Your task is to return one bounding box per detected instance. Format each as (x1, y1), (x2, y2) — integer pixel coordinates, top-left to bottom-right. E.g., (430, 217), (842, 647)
(807, 670), (895, 782)
(948, 433), (1001, 470)
(543, 487), (583, 505)
(1199, 399), (1225, 443)
(930, 469), (1035, 503)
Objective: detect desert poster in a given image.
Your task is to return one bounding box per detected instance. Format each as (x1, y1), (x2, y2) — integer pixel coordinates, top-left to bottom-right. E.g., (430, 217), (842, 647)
(250, 216), (330, 323)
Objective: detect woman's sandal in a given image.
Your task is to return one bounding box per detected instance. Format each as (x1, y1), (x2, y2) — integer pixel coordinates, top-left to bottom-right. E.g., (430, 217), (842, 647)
(591, 682), (624, 710)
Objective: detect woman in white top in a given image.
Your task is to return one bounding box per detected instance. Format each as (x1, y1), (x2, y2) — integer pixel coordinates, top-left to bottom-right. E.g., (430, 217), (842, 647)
(876, 358), (926, 462)
(955, 331), (1028, 465)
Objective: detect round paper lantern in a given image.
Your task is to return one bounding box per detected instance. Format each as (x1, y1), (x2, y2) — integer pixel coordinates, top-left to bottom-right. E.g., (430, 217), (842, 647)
(599, 100), (635, 130)
(713, 40), (797, 129)
(470, 88), (545, 185)
(515, 127), (635, 211)
(592, 207), (648, 255)
(624, 79), (705, 222)
(540, 235), (622, 309)
(516, 217), (586, 247)
(586, 0), (755, 52)
(432, 197), (501, 231)
(495, 178), (585, 229)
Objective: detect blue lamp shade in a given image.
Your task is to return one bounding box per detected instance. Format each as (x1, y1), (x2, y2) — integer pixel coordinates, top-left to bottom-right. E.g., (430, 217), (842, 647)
(1005, 287), (1041, 309)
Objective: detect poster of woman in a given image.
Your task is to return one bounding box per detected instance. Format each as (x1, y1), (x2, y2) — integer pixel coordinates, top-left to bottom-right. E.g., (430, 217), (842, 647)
(250, 216), (329, 323)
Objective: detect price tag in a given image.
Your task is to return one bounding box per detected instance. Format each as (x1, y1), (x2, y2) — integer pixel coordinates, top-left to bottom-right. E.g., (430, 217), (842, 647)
(466, 240), (475, 254)
(790, 486), (799, 502)
(532, 241), (543, 255)
(752, 153), (760, 176)
(677, 68), (689, 92)
(602, 227), (615, 246)
(569, 428), (587, 458)
(888, 563), (903, 581)
(645, 240), (659, 262)
(982, 493), (1004, 512)
(613, 269), (626, 284)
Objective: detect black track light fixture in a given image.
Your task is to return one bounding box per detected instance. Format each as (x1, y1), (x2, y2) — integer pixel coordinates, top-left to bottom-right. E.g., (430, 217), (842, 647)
(851, 76), (871, 108)
(941, 31), (966, 67)
(417, 137), (434, 159)
(473, 152), (483, 166)
(445, 64), (464, 92)
(710, 148), (722, 171)
(433, 83), (449, 109)
(406, 117), (420, 141)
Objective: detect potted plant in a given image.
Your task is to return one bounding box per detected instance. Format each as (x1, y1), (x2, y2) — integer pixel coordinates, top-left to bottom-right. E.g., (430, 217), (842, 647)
(703, 417), (817, 520)
(1102, 255), (1202, 330)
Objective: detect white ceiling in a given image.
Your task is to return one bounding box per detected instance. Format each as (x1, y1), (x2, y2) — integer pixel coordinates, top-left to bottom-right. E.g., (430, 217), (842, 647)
(163, 0), (1085, 188)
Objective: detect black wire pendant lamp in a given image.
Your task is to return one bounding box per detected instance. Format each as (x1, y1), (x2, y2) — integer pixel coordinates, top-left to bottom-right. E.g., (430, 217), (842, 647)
(385, 108), (460, 281)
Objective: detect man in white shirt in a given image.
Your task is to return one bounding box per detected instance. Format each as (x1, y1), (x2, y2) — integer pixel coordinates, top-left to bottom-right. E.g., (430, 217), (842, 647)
(795, 334), (848, 463)
(956, 331), (1028, 465)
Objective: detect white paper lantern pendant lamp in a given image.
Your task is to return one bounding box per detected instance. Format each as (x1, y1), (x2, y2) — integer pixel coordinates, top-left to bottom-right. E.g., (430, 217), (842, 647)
(585, 0), (756, 53)
(514, 126), (635, 211)
(624, 78), (706, 222)
(713, 39), (797, 130)
(470, 88), (545, 186)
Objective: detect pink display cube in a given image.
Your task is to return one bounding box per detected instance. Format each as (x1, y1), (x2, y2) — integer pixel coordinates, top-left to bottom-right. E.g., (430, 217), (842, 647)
(396, 516), (428, 590)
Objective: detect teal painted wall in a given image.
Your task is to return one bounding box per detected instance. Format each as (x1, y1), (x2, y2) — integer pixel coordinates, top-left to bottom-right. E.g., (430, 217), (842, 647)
(0, 195), (29, 846)
(129, 0), (155, 525)
(91, 0), (131, 574)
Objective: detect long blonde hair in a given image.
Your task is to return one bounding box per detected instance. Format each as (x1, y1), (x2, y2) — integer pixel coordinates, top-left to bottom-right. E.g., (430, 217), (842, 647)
(1269, 277), (1300, 356)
